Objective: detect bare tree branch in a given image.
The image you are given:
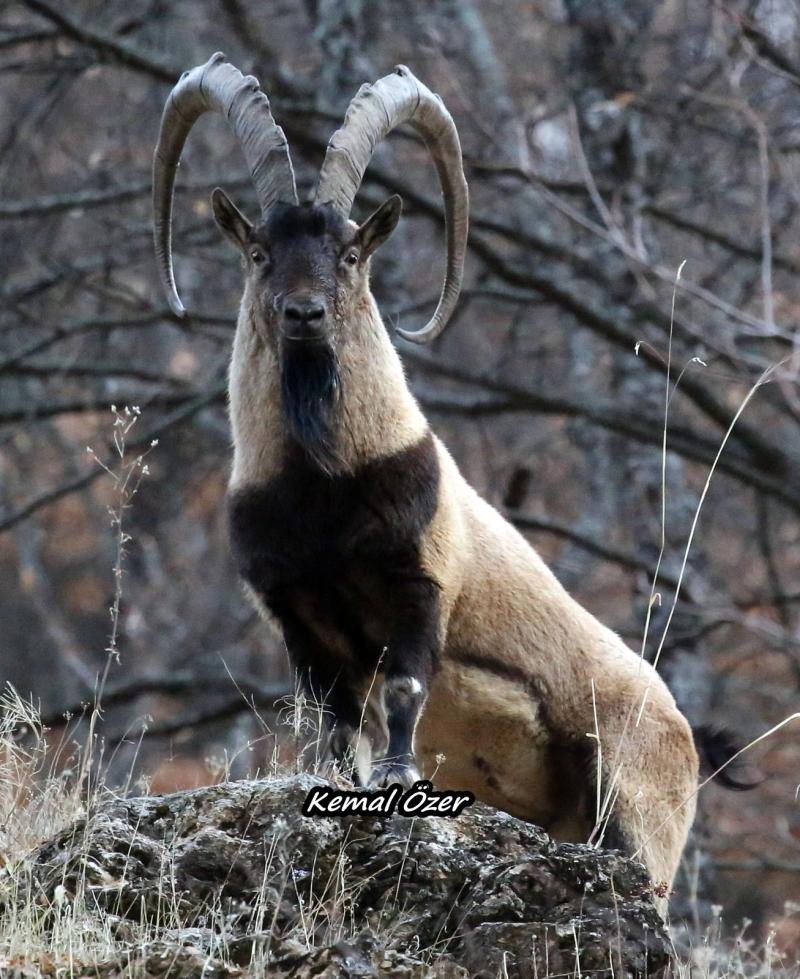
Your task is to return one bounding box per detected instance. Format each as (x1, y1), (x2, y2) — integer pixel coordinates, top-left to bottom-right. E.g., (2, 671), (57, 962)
(35, 670), (293, 732)
(18, 0), (179, 82)
(0, 386), (225, 533)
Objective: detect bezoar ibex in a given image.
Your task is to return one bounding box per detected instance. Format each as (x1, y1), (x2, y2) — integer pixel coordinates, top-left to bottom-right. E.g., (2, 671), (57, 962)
(152, 53), (702, 903)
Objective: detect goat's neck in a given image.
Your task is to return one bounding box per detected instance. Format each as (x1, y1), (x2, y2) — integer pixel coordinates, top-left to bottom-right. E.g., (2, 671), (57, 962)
(228, 293), (427, 488)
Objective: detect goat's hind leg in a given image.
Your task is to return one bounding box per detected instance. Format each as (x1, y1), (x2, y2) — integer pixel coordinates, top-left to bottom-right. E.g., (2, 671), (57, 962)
(584, 702), (699, 909)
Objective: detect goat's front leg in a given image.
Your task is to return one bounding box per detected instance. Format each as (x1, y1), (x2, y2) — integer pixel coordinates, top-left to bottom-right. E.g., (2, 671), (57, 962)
(280, 613), (370, 784)
(370, 575), (441, 788)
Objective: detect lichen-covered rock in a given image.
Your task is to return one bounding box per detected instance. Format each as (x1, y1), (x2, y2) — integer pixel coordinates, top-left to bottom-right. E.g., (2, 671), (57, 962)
(23, 774), (670, 978)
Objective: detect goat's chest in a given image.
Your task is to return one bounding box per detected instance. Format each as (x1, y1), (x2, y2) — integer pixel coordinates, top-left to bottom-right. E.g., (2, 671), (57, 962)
(227, 434), (439, 657)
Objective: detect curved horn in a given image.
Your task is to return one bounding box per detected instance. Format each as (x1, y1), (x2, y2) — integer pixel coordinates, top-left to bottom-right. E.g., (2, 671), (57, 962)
(315, 66), (468, 344)
(153, 52), (297, 316)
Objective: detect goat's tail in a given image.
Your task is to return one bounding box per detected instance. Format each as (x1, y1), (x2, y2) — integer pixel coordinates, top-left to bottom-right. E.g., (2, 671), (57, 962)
(692, 724), (762, 791)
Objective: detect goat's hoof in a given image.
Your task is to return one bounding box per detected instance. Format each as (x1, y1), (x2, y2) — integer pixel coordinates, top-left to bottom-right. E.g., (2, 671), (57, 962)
(369, 760), (421, 789)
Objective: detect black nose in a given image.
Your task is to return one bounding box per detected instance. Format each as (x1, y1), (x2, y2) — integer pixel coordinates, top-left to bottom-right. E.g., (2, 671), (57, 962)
(283, 298), (325, 326)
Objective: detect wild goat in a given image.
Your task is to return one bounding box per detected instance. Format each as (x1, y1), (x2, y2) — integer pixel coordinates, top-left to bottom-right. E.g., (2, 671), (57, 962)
(153, 53), (700, 901)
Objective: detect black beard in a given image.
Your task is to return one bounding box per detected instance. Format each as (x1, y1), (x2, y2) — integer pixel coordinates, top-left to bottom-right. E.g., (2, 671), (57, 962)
(279, 339), (342, 475)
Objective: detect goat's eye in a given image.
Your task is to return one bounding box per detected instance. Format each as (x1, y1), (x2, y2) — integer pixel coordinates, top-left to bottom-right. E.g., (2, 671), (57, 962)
(250, 248), (266, 264)
(344, 250), (359, 267)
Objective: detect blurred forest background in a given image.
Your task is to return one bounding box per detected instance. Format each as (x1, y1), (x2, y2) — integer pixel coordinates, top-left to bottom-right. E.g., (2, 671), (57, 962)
(1, 0), (799, 945)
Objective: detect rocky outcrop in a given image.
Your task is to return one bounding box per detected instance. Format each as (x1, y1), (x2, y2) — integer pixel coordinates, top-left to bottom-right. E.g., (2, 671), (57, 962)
(24, 774), (670, 978)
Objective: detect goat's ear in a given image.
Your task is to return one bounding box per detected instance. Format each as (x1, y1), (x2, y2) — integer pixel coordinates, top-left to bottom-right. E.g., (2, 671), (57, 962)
(358, 195), (402, 259)
(211, 187), (252, 251)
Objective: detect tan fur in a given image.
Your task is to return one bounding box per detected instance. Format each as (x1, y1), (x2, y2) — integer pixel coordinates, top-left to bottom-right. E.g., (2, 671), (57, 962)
(229, 255), (426, 491)
(418, 660), (558, 824)
(228, 256), (698, 907)
(416, 439), (698, 898)
(157, 56), (697, 909)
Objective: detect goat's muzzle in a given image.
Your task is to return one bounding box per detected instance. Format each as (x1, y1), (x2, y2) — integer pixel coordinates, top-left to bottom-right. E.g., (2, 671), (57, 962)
(279, 294), (329, 342)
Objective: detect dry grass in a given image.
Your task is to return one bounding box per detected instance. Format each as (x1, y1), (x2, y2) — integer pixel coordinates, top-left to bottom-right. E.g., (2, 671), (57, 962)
(673, 909), (800, 979)
(0, 689), (376, 977)
(2, 690), (799, 978)
(2, 360), (798, 979)
(0, 690), (125, 974)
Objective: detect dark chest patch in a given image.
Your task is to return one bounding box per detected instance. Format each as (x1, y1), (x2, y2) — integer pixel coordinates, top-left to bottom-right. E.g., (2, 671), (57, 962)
(228, 431), (440, 663)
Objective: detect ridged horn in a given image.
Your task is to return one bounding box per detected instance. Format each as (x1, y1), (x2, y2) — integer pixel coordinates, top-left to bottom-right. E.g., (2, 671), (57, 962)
(153, 52), (297, 317)
(315, 65), (468, 344)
